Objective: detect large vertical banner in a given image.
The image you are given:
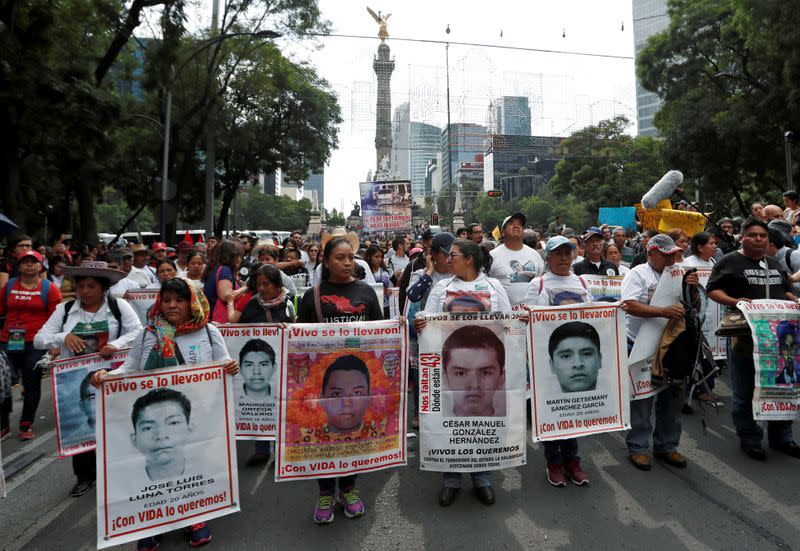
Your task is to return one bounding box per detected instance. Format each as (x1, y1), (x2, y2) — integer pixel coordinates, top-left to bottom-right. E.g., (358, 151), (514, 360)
(218, 324), (285, 440)
(528, 303), (630, 441)
(125, 289), (159, 325)
(695, 268), (726, 359)
(276, 320), (408, 481)
(96, 363), (240, 549)
(52, 350), (129, 457)
(627, 265), (684, 399)
(417, 313), (527, 472)
(359, 180), (413, 232)
(739, 300), (800, 420)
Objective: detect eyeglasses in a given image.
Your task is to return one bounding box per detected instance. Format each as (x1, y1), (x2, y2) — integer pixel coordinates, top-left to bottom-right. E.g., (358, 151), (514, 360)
(471, 229), (484, 234)
(445, 252), (465, 260)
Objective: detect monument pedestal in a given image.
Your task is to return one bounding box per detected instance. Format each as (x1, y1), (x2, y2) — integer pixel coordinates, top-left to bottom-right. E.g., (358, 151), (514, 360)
(307, 209), (323, 237)
(452, 190), (465, 231)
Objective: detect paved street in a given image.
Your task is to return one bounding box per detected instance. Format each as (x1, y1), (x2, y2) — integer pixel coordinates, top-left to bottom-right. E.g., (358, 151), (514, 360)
(1, 372), (798, 551)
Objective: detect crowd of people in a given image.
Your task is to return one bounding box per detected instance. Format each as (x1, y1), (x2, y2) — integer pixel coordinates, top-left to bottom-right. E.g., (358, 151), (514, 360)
(1, 190), (800, 547)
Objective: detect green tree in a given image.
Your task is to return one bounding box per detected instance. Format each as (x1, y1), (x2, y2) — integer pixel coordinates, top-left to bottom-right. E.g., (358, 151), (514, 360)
(548, 116), (667, 215)
(327, 208), (346, 227)
(235, 188), (311, 231)
(637, 0), (800, 215)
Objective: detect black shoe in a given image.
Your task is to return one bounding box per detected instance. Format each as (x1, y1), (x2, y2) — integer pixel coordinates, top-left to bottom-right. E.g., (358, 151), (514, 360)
(71, 480), (95, 497)
(473, 485), (495, 506)
(681, 403), (694, 415)
(741, 446), (766, 461)
(770, 441), (800, 458)
(438, 487), (459, 507)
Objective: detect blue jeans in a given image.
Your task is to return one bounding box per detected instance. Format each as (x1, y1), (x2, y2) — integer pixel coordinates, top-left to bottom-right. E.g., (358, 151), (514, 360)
(543, 439), (579, 464)
(441, 471), (492, 488)
(626, 386), (684, 455)
(727, 338), (793, 448)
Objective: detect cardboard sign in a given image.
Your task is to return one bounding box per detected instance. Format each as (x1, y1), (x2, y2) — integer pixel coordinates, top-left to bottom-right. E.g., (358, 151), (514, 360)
(635, 199), (672, 231)
(599, 207), (637, 232)
(658, 209), (706, 237)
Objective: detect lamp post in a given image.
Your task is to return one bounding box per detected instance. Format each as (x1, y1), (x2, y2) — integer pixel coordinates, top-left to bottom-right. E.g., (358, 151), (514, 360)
(444, 25), (453, 226)
(786, 131), (794, 192)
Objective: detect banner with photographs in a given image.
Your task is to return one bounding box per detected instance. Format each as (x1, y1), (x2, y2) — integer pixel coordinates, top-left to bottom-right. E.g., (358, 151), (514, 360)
(695, 268), (726, 359)
(528, 303), (630, 441)
(417, 312), (527, 473)
(51, 350), (129, 457)
(218, 324), (285, 440)
(359, 180), (413, 232)
(739, 300), (800, 420)
(628, 265), (684, 400)
(276, 320), (408, 481)
(125, 289), (159, 325)
(579, 275), (624, 302)
(96, 363), (239, 549)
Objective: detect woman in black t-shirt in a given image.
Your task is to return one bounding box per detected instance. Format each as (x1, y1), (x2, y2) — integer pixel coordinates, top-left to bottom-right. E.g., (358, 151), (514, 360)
(297, 236), (382, 524)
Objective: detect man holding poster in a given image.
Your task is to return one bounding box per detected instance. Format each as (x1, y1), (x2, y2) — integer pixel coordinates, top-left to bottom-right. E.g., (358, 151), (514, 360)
(622, 234), (698, 472)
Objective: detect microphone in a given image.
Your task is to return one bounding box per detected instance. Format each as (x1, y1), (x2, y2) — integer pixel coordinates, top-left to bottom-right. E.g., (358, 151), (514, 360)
(641, 170), (684, 208)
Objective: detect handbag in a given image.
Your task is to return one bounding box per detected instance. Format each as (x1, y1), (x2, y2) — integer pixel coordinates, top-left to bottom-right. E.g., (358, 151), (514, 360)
(715, 307), (750, 337)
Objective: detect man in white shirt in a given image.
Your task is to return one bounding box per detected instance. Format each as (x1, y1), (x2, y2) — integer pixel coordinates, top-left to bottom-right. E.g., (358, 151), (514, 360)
(129, 244), (157, 285)
(490, 212), (544, 306)
(388, 237), (410, 279)
(621, 234), (698, 472)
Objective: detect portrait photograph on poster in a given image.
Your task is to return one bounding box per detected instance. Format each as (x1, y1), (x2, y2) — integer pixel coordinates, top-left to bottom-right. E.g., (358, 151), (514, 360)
(95, 363), (239, 549)
(417, 312), (527, 473)
(528, 303), (630, 441)
(276, 320), (407, 481)
(218, 324), (285, 440)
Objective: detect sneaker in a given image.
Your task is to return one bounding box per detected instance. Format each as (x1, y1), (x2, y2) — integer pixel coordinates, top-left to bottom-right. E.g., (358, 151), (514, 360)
(137, 536), (161, 551)
(313, 495), (335, 524)
(188, 522), (211, 547)
(337, 489), (365, 518)
(0, 428), (10, 442)
(546, 463), (567, 487)
(563, 459), (590, 486)
(18, 428), (34, 441)
(70, 480), (95, 497)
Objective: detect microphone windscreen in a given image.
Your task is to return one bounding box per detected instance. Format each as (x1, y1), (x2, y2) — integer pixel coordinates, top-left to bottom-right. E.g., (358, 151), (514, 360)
(641, 170), (684, 209)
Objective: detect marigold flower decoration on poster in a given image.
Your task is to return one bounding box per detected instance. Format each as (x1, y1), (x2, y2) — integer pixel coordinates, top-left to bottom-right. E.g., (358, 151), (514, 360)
(276, 320), (408, 481)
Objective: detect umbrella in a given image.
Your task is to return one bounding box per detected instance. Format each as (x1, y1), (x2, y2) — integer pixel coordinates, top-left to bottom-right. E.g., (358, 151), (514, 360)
(0, 214), (20, 237)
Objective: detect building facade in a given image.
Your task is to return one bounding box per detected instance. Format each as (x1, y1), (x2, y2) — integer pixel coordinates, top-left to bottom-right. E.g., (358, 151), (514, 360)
(391, 103), (411, 180)
(491, 96), (532, 136)
(482, 134), (564, 192)
(633, 0), (669, 136)
(302, 171), (324, 206)
(440, 123), (488, 190)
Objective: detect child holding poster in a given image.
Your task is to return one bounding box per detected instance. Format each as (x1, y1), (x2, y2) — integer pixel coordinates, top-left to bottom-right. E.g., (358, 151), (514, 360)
(93, 278), (239, 549)
(523, 236), (593, 487)
(297, 235), (383, 525)
(417, 238), (511, 507)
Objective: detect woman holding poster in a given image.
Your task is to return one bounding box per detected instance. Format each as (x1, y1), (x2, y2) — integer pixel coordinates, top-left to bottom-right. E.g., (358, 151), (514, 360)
(297, 235), (383, 525)
(93, 278), (239, 549)
(523, 236), (593, 488)
(417, 238), (511, 507)
(34, 260), (141, 498)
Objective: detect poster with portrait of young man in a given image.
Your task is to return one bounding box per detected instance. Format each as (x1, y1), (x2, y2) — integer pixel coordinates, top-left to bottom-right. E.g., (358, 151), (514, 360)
(218, 324), (286, 440)
(417, 312), (527, 472)
(51, 350), (129, 457)
(528, 302), (630, 441)
(95, 363), (239, 549)
(275, 320), (408, 481)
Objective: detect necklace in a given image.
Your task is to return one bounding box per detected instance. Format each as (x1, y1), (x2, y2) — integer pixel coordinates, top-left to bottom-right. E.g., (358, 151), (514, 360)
(81, 301), (103, 329)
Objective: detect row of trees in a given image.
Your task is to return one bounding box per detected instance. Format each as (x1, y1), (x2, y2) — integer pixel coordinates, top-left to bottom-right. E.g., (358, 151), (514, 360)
(1, 0), (341, 243)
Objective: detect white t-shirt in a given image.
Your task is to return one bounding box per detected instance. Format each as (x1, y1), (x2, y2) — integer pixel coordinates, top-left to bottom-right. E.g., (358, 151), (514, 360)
(423, 273), (511, 314)
(388, 253), (410, 275)
(617, 264), (631, 275)
(109, 276), (144, 298)
(127, 266), (153, 287)
(680, 256), (715, 269)
(523, 272), (592, 306)
(113, 324), (231, 374)
(621, 262), (662, 341)
(489, 244), (545, 306)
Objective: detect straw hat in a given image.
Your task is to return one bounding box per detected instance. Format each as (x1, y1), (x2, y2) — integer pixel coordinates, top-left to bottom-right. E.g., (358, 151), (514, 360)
(319, 227), (359, 252)
(62, 260), (127, 284)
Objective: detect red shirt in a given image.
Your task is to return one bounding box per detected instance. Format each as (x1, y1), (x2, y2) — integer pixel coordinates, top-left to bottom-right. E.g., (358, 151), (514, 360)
(0, 279), (62, 342)
(234, 290), (255, 313)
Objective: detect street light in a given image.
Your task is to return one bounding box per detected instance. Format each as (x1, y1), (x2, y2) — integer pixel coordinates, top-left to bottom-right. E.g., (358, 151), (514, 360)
(786, 131), (794, 192)
(158, 29), (281, 242)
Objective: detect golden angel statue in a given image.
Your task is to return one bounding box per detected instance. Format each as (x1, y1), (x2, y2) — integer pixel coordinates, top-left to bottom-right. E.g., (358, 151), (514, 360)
(366, 6), (391, 42)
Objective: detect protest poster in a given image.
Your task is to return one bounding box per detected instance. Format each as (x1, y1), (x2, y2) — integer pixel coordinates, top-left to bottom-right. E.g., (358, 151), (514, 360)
(359, 180), (413, 232)
(51, 350), (129, 457)
(96, 363), (239, 549)
(695, 268), (726, 359)
(276, 320), (407, 481)
(635, 199), (672, 231)
(739, 300), (800, 420)
(528, 303), (629, 441)
(125, 289), (159, 324)
(417, 312), (527, 472)
(658, 208), (706, 237)
(217, 324), (286, 440)
(580, 275), (624, 302)
(627, 265), (684, 399)
(599, 207), (636, 232)
(388, 287), (401, 319)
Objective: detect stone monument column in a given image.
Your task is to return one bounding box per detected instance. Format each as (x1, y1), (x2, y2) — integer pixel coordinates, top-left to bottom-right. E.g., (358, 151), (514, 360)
(373, 42), (395, 170)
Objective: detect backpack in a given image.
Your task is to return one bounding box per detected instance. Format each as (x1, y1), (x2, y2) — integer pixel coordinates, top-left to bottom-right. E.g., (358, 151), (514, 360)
(785, 249), (796, 274)
(62, 297), (123, 339)
(5, 277), (52, 310)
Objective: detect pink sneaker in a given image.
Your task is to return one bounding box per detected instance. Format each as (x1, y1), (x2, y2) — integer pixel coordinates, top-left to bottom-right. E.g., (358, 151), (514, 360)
(313, 495), (335, 524)
(547, 463), (567, 487)
(18, 428), (34, 441)
(337, 489), (365, 518)
(564, 459), (590, 486)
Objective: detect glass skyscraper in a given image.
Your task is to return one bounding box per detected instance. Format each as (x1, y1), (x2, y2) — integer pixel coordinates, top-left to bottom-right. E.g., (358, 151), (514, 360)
(633, 0), (669, 136)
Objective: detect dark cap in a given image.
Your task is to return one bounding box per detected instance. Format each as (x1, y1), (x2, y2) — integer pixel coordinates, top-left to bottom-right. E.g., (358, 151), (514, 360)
(430, 232), (456, 254)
